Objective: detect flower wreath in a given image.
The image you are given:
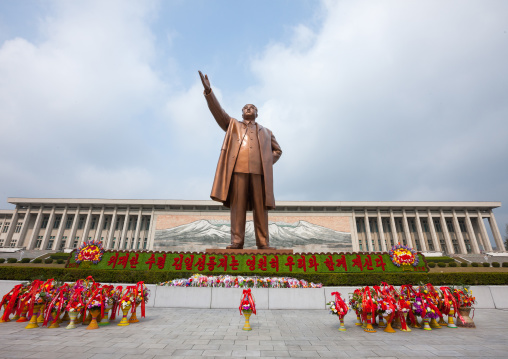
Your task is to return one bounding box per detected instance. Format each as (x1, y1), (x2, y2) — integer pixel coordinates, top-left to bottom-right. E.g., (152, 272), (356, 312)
(75, 240), (105, 264)
(389, 243), (419, 268)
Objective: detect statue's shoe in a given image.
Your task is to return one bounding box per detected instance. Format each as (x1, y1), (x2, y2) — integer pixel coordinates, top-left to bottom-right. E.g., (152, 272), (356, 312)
(226, 244), (244, 249)
(257, 246), (276, 250)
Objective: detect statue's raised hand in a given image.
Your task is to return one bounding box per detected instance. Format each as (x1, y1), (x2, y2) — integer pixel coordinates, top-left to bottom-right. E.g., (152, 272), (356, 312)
(199, 70), (211, 94)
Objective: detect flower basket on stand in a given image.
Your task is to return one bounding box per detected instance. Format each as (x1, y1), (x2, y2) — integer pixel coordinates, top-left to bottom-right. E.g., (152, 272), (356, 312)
(348, 289), (363, 326)
(129, 282), (149, 323)
(239, 289), (256, 331)
(117, 288), (135, 326)
(328, 292), (348, 331)
(453, 287), (476, 328)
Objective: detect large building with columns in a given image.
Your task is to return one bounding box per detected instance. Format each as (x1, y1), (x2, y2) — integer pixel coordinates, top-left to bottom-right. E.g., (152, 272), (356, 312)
(0, 198), (504, 254)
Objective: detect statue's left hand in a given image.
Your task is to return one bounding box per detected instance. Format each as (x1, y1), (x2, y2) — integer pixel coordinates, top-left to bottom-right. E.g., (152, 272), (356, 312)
(198, 70), (211, 94)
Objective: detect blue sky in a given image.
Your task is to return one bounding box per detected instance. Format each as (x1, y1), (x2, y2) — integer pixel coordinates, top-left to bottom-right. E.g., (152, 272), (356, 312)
(0, 0), (507, 247)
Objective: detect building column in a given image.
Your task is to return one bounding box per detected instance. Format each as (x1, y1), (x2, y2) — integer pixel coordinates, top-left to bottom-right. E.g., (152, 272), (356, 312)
(4, 207), (19, 247)
(80, 207), (93, 246)
(488, 210), (505, 252)
(452, 210), (467, 254)
(402, 210), (414, 248)
(54, 206), (68, 250)
(477, 210), (493, 252)
(133, 208), (143, 250)
(439, 210), (454, 254)
(465, 211), (480, 254)
(94, 206), (106, 243)
(18, 207), (32, 249)
(40, 206), (56, 250)
(427, 209), (441, 252)
(106, 207), (118, 249)
(414, 211), (428, 252)
(67, 206), (80, 249)
(389, 210), (399, 245)
(147, 208), (156, 250)
(376, 210), (387, 252)
(27, 207), (44, 250)
(351, 212), (360, 251)
(119, 207), (130, 250)
(364, 210), (374, 252)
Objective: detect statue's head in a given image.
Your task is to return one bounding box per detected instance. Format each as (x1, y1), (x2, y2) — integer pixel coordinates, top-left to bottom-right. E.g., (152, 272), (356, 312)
(242, 104), (258, 121)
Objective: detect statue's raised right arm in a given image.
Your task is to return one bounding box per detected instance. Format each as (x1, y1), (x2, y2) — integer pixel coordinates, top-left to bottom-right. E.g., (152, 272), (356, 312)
(199, 71), (230, 132)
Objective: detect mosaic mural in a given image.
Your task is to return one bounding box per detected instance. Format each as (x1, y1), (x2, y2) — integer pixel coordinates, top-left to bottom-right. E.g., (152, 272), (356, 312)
(154, 215), (353, 253)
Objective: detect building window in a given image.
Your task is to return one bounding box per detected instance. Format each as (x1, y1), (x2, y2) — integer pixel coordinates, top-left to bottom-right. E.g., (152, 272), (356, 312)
(9, 240), (17, 248)
(73, 236), (79, 248)
(115, 218), (121, 230)
(143, 238), (147, 249)
(66, 216), (74, 229)
(145, 218), (150, 230)
(91, 217), (96, 230)
(111, 237), (116, 249)
(128, 218), (133, 230)
(35, 236), (43, 248)
(78, 217), (85, 230)
(47, 236), (55, 250)
(124, 239), (129, 249)
(53, 216), (61, 229)
(41, 216), (49, 229)
(2, 223), (10, 233)
(60, 236), (67, 250)
(103, 218), (109, 230)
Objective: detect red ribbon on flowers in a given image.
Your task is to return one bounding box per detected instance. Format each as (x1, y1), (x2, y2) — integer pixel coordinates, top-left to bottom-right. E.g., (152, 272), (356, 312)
(136, 281), (146, 318)
(440, 286), (465, 324)
(23, 280), (43, 319)
(361, 286), (375, 322)
(330, 292), (349, 319)
(1, 284), (23, 321)
(239, 288), (256, 315)
(43, 283), (69, 327)
(109, 285), (122, 321)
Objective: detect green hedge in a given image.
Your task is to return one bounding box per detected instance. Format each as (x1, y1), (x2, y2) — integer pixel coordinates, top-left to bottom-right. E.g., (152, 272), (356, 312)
(426, 256), (455, 263)
(50, 253), (71, 260)
(1, 267), (508, 286)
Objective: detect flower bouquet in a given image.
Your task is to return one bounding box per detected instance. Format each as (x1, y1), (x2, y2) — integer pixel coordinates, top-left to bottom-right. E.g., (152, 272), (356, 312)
(349, 289), (363, 326)
(239, 288), (256, 331)
(328, 292), (349, 331)
(452, 286), (476, 328)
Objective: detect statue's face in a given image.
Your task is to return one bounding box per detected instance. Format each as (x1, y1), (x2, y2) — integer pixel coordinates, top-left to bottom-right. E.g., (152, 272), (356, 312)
(242, 104), (258, 121)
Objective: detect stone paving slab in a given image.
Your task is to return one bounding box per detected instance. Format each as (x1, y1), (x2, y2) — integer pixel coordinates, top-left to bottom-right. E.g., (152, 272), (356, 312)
(0, 308), (507, 358)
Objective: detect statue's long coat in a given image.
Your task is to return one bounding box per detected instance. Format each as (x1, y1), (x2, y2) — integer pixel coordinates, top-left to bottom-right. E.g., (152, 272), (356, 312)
(205, 90), (282, 210)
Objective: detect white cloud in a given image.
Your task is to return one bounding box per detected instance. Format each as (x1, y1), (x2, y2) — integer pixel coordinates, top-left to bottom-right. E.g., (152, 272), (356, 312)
(0, 0), (167, 200)
(248, 0), (508, 205)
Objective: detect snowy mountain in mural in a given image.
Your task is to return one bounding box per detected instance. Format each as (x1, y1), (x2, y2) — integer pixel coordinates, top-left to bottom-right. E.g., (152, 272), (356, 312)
(154, 219), (352, 252)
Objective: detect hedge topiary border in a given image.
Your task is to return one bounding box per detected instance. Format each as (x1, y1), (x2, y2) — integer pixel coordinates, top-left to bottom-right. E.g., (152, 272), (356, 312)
(1, 267), (508, 286)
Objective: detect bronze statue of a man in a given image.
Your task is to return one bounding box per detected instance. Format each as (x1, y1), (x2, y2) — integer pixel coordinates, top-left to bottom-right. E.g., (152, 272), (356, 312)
(199, 71), (282, 250)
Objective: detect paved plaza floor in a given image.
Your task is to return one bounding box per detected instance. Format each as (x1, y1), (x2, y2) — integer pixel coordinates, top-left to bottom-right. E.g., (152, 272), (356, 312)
(0, 308), (506, 359)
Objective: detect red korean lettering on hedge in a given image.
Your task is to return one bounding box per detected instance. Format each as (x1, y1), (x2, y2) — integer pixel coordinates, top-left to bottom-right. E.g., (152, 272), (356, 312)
(156, 253), (167, 270)
(145, 253), (156, 270)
